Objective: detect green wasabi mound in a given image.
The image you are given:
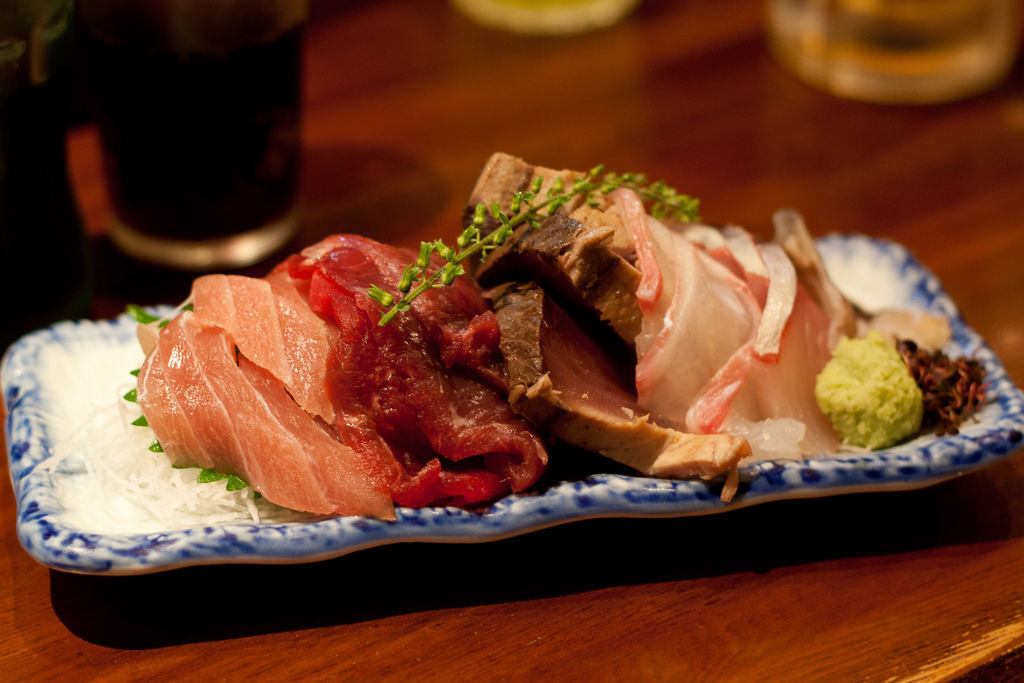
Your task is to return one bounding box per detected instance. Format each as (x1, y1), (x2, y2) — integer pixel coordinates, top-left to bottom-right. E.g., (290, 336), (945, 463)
(815, 331), (924, 449)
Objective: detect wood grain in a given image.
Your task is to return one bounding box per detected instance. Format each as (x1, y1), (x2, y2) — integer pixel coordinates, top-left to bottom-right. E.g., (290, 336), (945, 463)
(4, 0), (1024, 680)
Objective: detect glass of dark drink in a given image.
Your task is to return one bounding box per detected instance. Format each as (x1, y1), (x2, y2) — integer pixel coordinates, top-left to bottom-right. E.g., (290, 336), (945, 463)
(1, 0), (91, 352)
(79, 0), (307, 270)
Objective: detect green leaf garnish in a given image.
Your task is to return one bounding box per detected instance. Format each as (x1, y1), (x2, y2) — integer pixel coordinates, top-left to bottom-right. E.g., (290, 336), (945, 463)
(225, 475), (248, 491)
(369, 165), (699, 325)
(129, 368), (140, 377)
(197, 468), (228, 483)
(123, 388), (137, 402)
(126, 304), (160, 325)
(149, 441), (163, 453)
(125, 302), (191, 328)
(131, 415), (149, 427)
(194, 468), (252, 493)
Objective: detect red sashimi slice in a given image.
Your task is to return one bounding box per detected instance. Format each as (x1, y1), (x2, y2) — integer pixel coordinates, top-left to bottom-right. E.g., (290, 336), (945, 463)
(138, 313), (394, 519)
(293, 234), (548, 507)
(193, 272), (336, 423)
(265, 268), (338, 423)
(231, 355), (393, 518)
(141, 233), (547, 515)
(390, 458), (507, 509)
(137, 322), (208, 461)
(194, 274), (289, 383)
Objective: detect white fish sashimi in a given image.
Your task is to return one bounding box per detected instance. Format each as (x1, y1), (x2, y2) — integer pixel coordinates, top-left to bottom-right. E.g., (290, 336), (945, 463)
(737, 285), (840, 454)
(626, 207), (760, 426)
(721, 225), (767, 277)
(772, 209), (856, 349)
(614, 188), (662, 311)
(629, 214), (839, 456)
(752, 242), (797, 359)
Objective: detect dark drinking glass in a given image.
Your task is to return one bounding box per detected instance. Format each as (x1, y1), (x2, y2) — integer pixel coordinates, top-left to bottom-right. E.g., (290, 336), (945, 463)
(1, 0), (91, 353)
(79, 0), (307, 271)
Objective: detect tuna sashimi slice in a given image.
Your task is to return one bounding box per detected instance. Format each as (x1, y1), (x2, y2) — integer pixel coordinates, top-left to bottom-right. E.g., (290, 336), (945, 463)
(194, 274), (288, 381)
(193, 272), (336, 423)
(265, 267), (337, 423)
(136, 322), (209, 461)
(138, 313), (393, 519)
(292, 234), (549, 507)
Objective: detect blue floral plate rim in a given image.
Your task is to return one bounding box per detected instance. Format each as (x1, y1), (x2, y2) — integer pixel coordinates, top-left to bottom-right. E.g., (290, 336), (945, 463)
(4, 234), (1023, 575)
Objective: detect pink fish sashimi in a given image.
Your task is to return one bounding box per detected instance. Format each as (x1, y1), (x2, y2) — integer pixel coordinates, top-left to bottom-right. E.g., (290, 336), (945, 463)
(684, 242), (798, 436)
(634, 217), (760, 423)
(684, 341), (757, 435)
(720, 225), (768, 278)
(751, 243), (797, 360)
(730, 285), (840, 455)
(705, 239), (798, 360)
(614, 187), (661, 311)
(684, 253), (838, 454)
(290, 234), (548, 508)
(138, 312), (394, 519)
(630, 217), (837, 456)
(192, 272), (336, 423)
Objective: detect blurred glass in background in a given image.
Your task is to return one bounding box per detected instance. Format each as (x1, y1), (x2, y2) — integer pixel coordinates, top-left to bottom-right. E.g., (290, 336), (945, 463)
(1, 0), (91, 353)
(451, 0), (639, 35)
(766, 0), (1021, 104)
(78, 0), (308, 271)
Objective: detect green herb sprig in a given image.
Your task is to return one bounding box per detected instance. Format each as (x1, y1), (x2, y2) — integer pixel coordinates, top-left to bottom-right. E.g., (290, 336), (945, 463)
(125, 303), (193, 328)
(368, 165), (699, 325)
(126, 304), (161, 325)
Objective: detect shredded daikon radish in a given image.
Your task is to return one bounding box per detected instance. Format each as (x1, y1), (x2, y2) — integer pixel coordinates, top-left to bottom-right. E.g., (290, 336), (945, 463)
(35, 338), (313, 534)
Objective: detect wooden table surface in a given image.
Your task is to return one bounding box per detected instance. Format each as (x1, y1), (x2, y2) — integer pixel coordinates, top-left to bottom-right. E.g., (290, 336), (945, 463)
(4, 1), (1024, 680)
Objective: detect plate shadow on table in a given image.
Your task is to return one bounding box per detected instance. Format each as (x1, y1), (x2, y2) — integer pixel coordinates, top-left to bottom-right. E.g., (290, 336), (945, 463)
(47, 454), (1023, 650)
(87, 143), (448, 319)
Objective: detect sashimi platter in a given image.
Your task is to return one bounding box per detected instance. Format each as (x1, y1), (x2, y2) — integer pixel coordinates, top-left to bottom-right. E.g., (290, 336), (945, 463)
(5, 153), (1024, 574)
